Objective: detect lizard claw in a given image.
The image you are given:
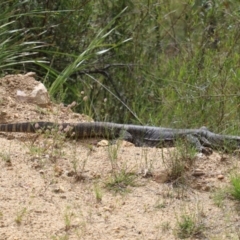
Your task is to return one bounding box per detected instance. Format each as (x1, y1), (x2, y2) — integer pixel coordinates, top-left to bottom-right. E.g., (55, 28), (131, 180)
(201, 147), (213, 156)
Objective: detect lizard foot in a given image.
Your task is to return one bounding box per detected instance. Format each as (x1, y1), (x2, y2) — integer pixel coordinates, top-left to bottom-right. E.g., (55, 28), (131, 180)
(201, 147), (213, 156)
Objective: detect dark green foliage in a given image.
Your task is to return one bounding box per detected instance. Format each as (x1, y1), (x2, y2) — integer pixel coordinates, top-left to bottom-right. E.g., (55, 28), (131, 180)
(0, 1), (47, 73)
(1, 0), (240, 134)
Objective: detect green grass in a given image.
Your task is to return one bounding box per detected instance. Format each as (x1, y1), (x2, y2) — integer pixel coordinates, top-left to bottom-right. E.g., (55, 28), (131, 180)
(162, 140), (196, 186)
(0, 152), (11, 166)
(15, 207), (27, 225)
(212, 189), (227, 208)
(175, 213), (205, 239)
(1, 1), (240, 132)
(105, 169), (138, 194)
(93, 183), (103, 203)
(230, 174), (240, 200)
(51, 235), (69, 240)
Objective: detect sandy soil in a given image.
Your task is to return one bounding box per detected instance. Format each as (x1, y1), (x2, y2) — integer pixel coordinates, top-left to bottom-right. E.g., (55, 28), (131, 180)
(0, 74), (240, 240)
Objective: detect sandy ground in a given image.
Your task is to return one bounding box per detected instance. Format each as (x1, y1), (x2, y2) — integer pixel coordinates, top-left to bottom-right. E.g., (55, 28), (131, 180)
(0, 74), (240, 240)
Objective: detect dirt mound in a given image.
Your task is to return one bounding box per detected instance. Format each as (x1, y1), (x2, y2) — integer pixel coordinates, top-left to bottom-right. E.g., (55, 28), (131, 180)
(0, 74), (239, 240)
(0, 73), (90, 124)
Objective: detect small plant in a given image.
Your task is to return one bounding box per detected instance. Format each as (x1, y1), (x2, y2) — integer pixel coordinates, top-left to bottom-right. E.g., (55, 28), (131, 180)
(26, 123), (69, 171)
(64, 214), (71, 231)
(230, 174), (240, 200)
(28, 144), (45, 156)
(70, 142), (90, 181)
(93, 183), (103, 203)
(161, 221), (171, 233)
(51, 235), (69, 240)
(212, 189), (227, 207)
(106, 138), (138, 194)
(140, 148), (154, 177)
(105, 168), (137, 194)
(0, 152), (11, 166)
(154, 200), (167, 209)
(175, 213), (205, 239)
(63, 208), (74, 231)
(162, 139), (196, 186)
(15, 207), (27, 225)
(108, 140), (121, 170)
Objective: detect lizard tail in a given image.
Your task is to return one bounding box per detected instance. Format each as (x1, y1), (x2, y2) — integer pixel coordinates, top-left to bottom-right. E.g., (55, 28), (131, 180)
(0, 122), (56, 133)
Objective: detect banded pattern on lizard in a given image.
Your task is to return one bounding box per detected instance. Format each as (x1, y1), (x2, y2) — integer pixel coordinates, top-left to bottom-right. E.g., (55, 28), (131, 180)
(0, 121), (240, 154)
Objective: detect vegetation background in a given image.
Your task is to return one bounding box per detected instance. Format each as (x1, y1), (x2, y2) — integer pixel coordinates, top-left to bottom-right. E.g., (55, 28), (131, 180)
(1, 0), (240, 133)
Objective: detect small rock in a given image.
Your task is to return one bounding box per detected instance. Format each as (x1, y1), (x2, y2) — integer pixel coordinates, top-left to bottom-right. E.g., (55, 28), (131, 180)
(6, 135), (15, 140)
(66, 170), (75, 177)
(121, 140), (134, 147)
(0, 110), (7, 116)
(194, 183), (202, 190)
(39, 170), (44, 174)
(97, 140), (109, 147)
(53, 185), (65, 193)
(73, 113), (80, 118)
(202, 185), (211, 191)
(217, 174), (224, 180)
(54, 165), (63, 176)
(195, 153), (207, 160)
(24, 72), (36, 77)
(192, 169), (205, 177)
(103, 207), (112, 212)
(141, 168), (153, 178)
(16, 83), (50, 107)
(220, 155), (228, 161)
(153, 170), (169, 183)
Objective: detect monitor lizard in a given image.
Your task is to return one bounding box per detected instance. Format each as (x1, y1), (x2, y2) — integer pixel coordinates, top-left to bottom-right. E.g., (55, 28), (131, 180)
(0, 121), (240, 154)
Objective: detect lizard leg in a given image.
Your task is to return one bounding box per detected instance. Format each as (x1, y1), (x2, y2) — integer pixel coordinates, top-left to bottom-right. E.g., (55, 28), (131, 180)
(115, 129), (133, 143)
(186, 135), (213, 155)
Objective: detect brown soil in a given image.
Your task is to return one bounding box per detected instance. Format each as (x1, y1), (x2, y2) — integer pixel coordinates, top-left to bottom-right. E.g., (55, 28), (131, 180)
(0, 74), (240, 240)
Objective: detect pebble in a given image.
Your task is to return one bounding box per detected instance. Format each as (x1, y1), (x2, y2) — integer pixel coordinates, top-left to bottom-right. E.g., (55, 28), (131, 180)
(202, 185), (211, 191)
(97, 140), (109, 147)
(192, 169), (205, 177)
(153, 170), (169, 183)
(53, 185), (65, 193)
(217, 174), (224, 180)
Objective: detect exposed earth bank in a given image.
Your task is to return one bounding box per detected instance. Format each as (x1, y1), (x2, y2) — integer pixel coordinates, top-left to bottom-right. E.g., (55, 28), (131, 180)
(0, 74), (240, 240)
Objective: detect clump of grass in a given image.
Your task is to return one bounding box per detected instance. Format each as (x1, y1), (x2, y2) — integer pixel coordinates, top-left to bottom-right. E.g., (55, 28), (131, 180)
(161, 221), (171, 233)
(0, 152), (11, 166)
(107, 140), (121, 170)
(15, 207), (27, 225)
(154, 200), (167, 209)
(229, 174), (240, 200)
(105, 168), (137, 194)
(63, 207), (75, 232)
(26, 123), (69, 171)
(212, 189), (227, 207)
(51, 235), (69, 240)
(175, 213), (205, 239)
(70, 155), (87, 181)
(64, 212), (72, 231)
(162, 140), (196, 186)
(93, 183), (103, 203)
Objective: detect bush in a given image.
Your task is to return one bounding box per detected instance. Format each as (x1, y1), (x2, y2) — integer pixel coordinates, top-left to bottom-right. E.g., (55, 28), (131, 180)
(2, 0), (240, 132)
